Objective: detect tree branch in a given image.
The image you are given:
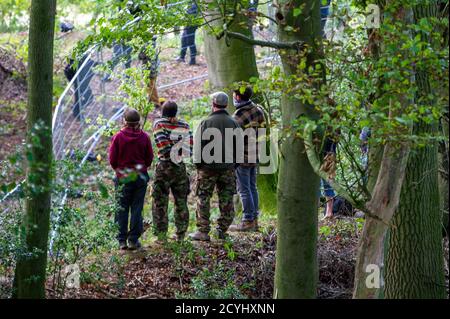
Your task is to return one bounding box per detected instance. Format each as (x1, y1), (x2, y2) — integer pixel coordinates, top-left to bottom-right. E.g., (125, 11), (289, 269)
(303, 123), (391, 225)
(224, 30), (305, 51)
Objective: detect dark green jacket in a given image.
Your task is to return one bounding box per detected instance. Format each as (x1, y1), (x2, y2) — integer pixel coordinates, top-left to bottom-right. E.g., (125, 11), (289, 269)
(194, 109), (241, 171)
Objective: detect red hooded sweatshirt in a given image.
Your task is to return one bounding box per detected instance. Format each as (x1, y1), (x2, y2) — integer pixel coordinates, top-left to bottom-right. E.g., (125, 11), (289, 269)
(109, 127), (154, 178)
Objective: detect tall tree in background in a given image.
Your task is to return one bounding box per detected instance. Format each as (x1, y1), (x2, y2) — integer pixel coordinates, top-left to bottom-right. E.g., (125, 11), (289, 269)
(202, 0), (259, 107)
(201, 0), (278, 213)
(14, 0), (56, 298)
(274, 0), (322, 298)
(384, 1), (447, 298)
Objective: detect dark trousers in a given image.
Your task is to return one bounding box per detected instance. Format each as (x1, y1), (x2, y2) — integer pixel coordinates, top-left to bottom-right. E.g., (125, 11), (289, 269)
(180, 26), (197, 61)
(112, 44), (132, 69)
(114, 172), (149, 243)
(73, 82), (93, 120)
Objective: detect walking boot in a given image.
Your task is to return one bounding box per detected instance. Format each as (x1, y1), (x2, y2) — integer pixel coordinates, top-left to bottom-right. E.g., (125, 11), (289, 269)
(172, 233), (186, 242)
(229, 220), (255, 232)
(119, 241), (128, 250)
(189, 231), (210, 242)
(128, 240), (142, 251)
(215, 228), (230, 240)
(253, 219), (260, 232)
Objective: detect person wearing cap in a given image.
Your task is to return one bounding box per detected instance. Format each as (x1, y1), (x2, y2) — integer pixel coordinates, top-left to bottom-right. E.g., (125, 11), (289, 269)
(229, 86), (266, 232)
(190, 92), (241, 241)
(109, 108), (154, 250)
(151, 101), (193, 242)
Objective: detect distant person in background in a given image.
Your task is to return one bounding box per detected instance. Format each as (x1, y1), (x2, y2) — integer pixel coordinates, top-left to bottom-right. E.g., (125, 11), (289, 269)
(60, 21), (74, 33)
(102, 0), (138, 81)
(359, 126), (371, 173)
(321, 130), (338, 219)
(248, 0), (258, 28)
(176, 1), (199, 65)
(138, 36), (160, 108)
(109, 108), (154, 250)
(64, 54), (98, 120)
(102, 43), (132, 82)
(320, 0), (331, 37)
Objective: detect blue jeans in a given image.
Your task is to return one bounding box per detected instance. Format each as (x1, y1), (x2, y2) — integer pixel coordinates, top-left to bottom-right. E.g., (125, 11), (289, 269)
(236, 166), (259, 221)
(321, 178), (335, 197)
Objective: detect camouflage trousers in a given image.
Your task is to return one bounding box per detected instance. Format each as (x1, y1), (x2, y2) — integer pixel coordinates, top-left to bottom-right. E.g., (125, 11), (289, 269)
(195, 168), (236, 233)
(151, 161), (190, 236)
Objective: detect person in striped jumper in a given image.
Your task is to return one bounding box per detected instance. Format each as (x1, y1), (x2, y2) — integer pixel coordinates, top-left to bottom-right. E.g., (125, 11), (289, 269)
(151, 101), (193, 241)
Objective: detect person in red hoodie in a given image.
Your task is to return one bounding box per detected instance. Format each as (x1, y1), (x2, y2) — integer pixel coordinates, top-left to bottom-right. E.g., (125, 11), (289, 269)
(109, 108), (154, 250)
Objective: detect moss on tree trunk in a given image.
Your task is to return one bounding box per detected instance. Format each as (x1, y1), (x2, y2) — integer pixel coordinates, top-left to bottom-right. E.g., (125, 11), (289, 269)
(384, 2), (446, 299)
(274, 0), (321, 299)
(14, 0), (56, 299)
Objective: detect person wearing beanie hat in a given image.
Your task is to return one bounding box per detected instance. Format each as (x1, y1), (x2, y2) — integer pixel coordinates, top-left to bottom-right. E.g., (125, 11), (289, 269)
(189, 92), (241, 241)
(109, 107), (154, 250)
(151, 101), (193, 242)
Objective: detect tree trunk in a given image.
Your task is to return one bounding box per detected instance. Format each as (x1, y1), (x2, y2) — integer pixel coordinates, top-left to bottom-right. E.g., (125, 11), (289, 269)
(274, 0), (321, 299)
(353, 3), (413, 299)
(384, 3), (446, 298)
(202, 1), (276, 214)
(14, 0), (56, 299)
(203, 1), (259, 108)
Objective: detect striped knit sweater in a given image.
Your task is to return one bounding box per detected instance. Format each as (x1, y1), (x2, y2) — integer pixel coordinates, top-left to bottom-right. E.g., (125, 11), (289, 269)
(153, 117), (193, 162)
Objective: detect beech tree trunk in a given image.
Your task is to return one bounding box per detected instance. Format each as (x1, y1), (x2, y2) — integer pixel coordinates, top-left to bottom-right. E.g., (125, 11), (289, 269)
(14, 0), (56, 299)
(384, 2), (446, 299)
(203, 1), (259, 108)
(274, 0), (321, 299)
(202, 1), (276, 213)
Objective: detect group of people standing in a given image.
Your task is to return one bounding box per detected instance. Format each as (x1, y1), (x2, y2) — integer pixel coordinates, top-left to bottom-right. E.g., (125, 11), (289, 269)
(109, 87), (265, 250)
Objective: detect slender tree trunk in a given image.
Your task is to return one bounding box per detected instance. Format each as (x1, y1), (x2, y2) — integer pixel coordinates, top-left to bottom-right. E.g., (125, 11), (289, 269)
(274, 0), (321, 299)
(353, 2), (413, 299)
(14, 0), (56, 299)
(439, 117), (449, 238)
(384, 2), (446, 299)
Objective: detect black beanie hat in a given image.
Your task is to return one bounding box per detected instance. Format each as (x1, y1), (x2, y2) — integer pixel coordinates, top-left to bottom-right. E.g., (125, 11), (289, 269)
(162, 100), (178, 118)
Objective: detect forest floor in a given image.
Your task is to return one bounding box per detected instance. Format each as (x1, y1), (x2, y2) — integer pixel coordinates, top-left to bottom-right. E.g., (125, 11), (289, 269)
(46, 216), (360, 299)
(1, 31), (448, 300)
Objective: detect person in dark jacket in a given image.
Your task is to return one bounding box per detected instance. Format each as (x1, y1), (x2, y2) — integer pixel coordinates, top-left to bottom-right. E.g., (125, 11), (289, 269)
(190, 92), (241, 241)
(176, 1), (199, 65)
(64, 54), (98, 120)
(109, 108), (154, 250)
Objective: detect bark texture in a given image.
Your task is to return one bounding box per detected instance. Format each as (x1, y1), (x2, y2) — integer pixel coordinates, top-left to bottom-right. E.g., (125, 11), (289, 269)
(274, 0), (321, 299)
(14, 0), (56, 299)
